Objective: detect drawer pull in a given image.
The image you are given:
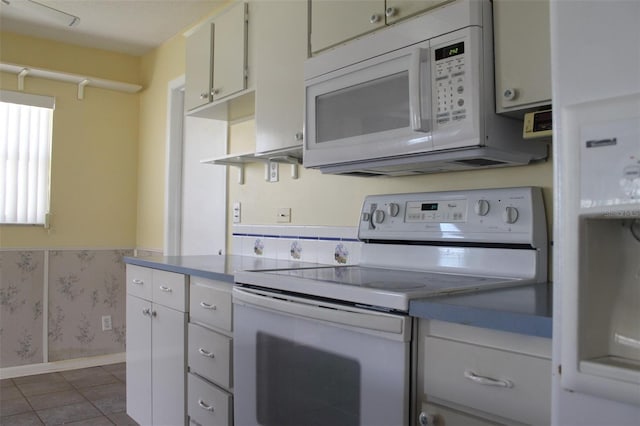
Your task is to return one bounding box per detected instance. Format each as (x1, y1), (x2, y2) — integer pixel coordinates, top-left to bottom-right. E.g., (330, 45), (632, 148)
(198, 348), (215, 358)
(198, 399), (215, 412)
(159, 285), (173, 293)
(464, 370), (513, 388)
(200, 301), (217, 310)
(132, 279), (144, 285)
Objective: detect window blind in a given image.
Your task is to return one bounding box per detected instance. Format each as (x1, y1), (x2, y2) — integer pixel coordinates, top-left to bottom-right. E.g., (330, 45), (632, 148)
(0, 90), (55, 225)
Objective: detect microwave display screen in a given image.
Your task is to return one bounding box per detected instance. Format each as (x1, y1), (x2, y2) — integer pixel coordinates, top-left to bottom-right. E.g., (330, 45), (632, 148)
(435, 42), (465, 61)
(533, 111), (552, 132)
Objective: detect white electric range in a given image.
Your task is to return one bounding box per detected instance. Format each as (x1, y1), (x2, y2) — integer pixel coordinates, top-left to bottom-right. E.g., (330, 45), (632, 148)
(233, 187), (548, 426)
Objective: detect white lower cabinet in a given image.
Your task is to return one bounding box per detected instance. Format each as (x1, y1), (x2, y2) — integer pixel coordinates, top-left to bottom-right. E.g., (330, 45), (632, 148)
(188, 277), (234, 426)
(126, 265), (188, 426)
(417, 320), (552, 426)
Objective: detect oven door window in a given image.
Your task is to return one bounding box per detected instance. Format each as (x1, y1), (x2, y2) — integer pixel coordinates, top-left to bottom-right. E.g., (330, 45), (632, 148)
(256, 332), (360, 426)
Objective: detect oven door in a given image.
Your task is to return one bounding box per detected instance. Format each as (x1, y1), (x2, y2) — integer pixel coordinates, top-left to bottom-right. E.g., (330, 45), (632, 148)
(233, 286), (412, 426)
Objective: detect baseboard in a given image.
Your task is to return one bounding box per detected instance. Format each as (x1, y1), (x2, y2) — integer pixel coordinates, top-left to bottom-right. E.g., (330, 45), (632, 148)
(0, 352), (126, 379)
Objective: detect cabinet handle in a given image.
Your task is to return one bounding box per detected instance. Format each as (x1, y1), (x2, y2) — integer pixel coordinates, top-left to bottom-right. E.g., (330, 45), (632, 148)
(211, 88), (220, 96)
(418, 412), (438, 426)
(503, 87), (518, 101)
(295, 132), (303, 141)
(159, 285), (173, 293)
(199, 92), (209, 99)
(464, 370), (513, 388)
(142, 308), (151, 316)
(132, 279), (144, 285)
(369, 13), (381, 24)
(199, 301), (217, 310)
(198, 399), (215, 412)
(385, 6), (397, 17)
(198, 348), (215, 358)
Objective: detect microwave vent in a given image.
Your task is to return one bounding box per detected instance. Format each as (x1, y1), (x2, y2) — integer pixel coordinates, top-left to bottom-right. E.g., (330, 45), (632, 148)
(453, 158), (507, 167)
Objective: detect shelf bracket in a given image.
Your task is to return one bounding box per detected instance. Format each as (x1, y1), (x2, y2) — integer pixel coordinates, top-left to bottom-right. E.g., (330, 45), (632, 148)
(230, 164), (245, 185)
(77, 79), (90, 100)
(269, 155), (300, 180)
(17, 68), (29, 91)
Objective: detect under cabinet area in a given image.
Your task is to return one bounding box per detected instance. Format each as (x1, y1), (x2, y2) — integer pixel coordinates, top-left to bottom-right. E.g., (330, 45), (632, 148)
(185, 2), (249, 112)
(309, 0), (451, 54)
(126, 265), (188, 426)
(493, 0), (551, 114)
(416, 320), (552, 426)
(188, 277), (234, 426)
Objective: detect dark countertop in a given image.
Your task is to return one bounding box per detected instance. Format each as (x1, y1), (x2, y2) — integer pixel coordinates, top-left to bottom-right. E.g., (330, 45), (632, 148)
(409, 282), (552, 338)
(125, 255), (552, 338)
(124, 254), (322, 284)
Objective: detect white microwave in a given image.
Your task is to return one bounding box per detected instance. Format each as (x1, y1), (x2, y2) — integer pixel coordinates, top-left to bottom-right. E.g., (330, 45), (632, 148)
(303, 0), (547, 176)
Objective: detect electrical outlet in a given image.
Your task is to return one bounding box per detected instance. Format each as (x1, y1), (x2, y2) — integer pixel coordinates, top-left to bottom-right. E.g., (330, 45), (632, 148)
(233, 202), (241, 223)
(269, 162), (279, 182)
(101, 315), (112, 331)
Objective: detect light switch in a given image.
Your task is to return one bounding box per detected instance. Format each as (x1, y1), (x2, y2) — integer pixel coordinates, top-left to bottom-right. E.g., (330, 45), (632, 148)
(233, 202), (241, 223)
(277, 208), (291, 223)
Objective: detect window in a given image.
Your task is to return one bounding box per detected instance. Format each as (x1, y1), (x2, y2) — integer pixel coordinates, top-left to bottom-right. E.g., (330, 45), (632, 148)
(0, 90), (54, 225)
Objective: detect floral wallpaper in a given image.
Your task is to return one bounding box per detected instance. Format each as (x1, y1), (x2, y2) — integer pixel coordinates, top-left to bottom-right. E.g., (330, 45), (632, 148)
(0, 251), (45, 367)
(0, 249), (133, 368)
(48, 249), (132, 361)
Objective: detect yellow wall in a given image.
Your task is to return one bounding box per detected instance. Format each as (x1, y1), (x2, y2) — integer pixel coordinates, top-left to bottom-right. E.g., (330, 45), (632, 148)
(0, 32), (140, 248)
(135, 2), (232, 251)
(227, 118), (554, 252)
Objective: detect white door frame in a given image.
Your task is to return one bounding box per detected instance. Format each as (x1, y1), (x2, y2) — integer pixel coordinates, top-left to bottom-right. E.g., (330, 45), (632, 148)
(164, 75), (185, 256)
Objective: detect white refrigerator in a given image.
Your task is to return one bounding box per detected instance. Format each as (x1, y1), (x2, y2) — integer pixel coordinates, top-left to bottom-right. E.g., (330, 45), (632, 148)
(551, 0), (640, 425)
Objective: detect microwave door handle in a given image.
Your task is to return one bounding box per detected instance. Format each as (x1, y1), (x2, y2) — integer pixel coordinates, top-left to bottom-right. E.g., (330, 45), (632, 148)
(409, 48), (431, 132)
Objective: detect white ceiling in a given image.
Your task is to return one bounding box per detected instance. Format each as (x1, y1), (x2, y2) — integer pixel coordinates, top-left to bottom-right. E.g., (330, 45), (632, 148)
(0, 0), (225, 56)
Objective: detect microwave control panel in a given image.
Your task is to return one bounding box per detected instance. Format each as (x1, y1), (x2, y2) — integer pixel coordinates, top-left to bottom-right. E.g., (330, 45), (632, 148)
(434, 40), (467, 126)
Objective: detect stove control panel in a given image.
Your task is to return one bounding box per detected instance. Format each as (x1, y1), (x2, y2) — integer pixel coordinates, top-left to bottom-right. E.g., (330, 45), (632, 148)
(358, 187), (547, 247)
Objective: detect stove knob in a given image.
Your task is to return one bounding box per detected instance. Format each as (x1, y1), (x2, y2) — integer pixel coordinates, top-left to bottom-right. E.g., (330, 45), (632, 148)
(387, 203), (400, 217)
(474, 199), (490, 216)
(374, 209), (386, 224)
(503, 206), (519, 224)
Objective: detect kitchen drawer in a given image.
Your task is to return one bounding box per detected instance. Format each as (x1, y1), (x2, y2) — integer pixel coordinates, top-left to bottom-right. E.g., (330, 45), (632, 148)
(420, 402), (501, 426)
(152, 269), (188, 312)
(188, 372), (232, 426)
(188, 323), (232, 389)
(190, 278), (232, 333)
(424, 336), (551, 425)
(126, 265), (153, 300)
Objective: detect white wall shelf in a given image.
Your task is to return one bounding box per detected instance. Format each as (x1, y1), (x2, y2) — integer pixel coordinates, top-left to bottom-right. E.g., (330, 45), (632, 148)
(0, 62), (143, 100)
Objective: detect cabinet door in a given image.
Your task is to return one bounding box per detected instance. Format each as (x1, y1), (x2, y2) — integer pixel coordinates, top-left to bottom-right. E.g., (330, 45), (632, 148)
(493, 0), (551, 112)
(310, 0), (385, 54)
(185, 22), (214, 111)
(385, 0), (453, 24)
(212, 2), (248, 101)
(126, 295), (152, 426)
(253, 0), (307, 154)
(152, 304), (187, 426)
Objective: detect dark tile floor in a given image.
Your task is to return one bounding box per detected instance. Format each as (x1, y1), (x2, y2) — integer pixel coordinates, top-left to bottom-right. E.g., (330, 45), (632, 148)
(0, 363), (138, 426)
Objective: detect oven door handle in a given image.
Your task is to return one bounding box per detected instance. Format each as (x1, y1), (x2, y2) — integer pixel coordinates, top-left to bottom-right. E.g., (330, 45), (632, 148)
(233, 287), (408, 338)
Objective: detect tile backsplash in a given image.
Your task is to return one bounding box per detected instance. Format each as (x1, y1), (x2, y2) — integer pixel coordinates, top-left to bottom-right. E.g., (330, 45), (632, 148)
(232, 225), (363, 265)
(0, 248), (132, 369)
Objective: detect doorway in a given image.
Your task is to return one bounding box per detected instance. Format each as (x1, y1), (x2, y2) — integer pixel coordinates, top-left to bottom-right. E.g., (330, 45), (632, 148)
(165, 76), (227, 256)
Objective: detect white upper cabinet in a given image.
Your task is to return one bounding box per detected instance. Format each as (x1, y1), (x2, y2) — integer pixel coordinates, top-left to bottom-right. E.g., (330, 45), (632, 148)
(493, 0), (551, 114)
(212, 2), (248, 102)
(385, 0), (453, 24)
(185, 22), (214, 111)
(185, 2), (249, 112)
(310, 0), (451, 54)
(253, 0), (307, 154)
(310, 1), (384, 55)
